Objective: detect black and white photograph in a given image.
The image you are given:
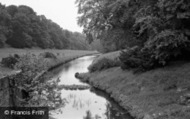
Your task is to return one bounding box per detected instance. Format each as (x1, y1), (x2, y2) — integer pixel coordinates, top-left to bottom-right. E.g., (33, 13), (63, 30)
(0, 0), (190, 119)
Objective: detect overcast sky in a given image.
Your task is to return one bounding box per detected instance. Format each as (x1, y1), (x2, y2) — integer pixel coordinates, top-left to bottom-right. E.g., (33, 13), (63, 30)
(0, 0), (83, 32)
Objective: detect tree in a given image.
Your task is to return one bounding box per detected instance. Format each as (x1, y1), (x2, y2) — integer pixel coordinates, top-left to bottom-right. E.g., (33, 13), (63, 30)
(6, 5), (18, 17)
(76, 0), (143, 52)
(120, 0), (190, 71)
(0, 3), (89, 50)
(6, 12), (33, 48)
(0, 3), (11, 47)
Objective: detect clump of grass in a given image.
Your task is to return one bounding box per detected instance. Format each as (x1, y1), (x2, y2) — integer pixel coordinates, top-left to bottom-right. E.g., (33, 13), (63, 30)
(1, 54), (20, 69)
(58, 84), (90, 90)
(40, 52), (57, 59)
(88, 57), (120, 72)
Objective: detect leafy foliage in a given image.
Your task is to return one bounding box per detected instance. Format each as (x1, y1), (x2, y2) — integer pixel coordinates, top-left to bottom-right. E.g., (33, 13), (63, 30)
(119, 47), (156, 71)
(77, 0), (190, 70)
(145, 30), (190, 65)
(14, 54), (65, 108)
(76, 0), (139, 52)
(0, 3), (11, 48)
(1, 54), (20, 68)
(15, 53), (48, 72)
(120, 0), (190, 71)
(0, 3), (89, 50)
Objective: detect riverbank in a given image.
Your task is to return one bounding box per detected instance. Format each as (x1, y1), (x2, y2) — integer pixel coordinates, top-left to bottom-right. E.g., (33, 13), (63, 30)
(76, 52), (190, 119)
(0, 48), (98, 108)
(0, 48), (98, 78)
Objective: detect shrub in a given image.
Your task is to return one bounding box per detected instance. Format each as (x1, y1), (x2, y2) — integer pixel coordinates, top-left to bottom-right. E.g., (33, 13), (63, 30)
(15, 53), (48, 72)
(88, 57), (120, 72)
(120, 30), (190, 72)
(145, 30), (190, 65)
(14, 54), (64, 108)
(1, 54), (20, 68)
(119, 0), (190, 72)
(119, 46), (156, 72)
(40, 52), (57, 59)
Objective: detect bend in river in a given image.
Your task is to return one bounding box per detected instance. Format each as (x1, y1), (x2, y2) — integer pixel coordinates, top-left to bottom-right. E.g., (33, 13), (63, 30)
(50, 55), (132, 119)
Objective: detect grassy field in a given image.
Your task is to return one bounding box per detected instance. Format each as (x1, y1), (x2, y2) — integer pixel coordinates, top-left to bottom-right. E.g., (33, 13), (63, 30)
(0, 48), (97, 61)
(0, 48), (97, 78)
(77, 51), (190, 119)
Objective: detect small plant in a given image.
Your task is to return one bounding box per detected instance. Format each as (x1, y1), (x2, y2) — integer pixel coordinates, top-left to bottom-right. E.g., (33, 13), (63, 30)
(14, 53), (65, 108)
(1, 54), (20, 69)
(40, 52), (57, 59)
(88, 57), (120, 72)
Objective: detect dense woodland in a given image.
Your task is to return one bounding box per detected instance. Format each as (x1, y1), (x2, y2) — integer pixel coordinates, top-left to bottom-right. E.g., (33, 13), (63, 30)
(1, 0), (190, 70)
(0, 3), (90, 50)
(76, 0), (190, 70)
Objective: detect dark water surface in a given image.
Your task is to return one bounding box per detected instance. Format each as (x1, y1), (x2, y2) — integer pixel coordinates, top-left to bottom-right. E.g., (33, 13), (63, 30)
(50, 55), (132, 119)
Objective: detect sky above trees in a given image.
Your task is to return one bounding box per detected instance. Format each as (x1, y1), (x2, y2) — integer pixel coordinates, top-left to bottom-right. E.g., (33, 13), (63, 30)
(0, 0), (83, 32)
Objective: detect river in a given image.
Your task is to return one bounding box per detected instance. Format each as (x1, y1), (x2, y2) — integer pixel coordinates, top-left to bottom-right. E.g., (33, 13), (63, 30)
(50, 55), (132, 119)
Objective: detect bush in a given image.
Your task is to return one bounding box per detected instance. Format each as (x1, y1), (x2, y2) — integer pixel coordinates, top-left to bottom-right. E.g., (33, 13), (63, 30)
(15, 53), (48, 72)
(88, 57), (120, 72)
(119, 30), (190, 72)
(118, 0), (190, 72)
(119, 46), (156, 72)
(13, 54), (64, 108)
(1, 54), (20, 68)
(40, 52), (57, 59)
(145, 30), (190, 65)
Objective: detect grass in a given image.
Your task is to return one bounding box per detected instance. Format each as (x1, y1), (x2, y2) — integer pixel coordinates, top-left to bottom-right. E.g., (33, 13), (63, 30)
(88, 50), (120, 72)
(0, 48), (97, 78)
(0, 48), (97, 61)
(91, 50), (120, 63)
(88, 57), (120, 72)
(57, 84), (90, 90)
(77, 51), (190, 119)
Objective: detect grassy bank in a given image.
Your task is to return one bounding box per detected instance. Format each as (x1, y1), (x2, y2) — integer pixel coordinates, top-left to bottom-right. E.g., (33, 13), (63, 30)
(77, 52), (190, 119)
(0, 48), (98, 78)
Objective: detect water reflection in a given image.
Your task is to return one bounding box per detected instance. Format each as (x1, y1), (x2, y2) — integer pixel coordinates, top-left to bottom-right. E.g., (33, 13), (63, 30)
(54, 56), (96, 85)
(83, 110), (93, 119)
(50, 55), (132, 119)
(90, 88), (132, 119)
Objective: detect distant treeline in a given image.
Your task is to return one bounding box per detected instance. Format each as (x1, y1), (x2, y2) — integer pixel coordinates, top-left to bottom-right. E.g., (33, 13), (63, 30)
(0, 3), (90, 50)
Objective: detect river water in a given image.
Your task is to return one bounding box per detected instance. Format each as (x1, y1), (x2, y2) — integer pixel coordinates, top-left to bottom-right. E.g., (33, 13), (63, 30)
(50, 55), (132, 119)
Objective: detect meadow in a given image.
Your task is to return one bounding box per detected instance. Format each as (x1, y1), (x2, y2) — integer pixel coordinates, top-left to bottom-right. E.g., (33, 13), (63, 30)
(0, 48), (97, 78)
